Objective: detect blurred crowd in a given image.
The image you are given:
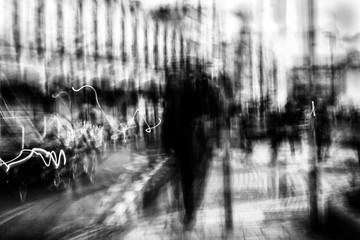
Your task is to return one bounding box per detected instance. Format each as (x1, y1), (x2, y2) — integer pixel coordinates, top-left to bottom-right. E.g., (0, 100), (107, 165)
(2, 57), (360, 230)
(161, 61), (360, 228)
(0, 70), (162, 202)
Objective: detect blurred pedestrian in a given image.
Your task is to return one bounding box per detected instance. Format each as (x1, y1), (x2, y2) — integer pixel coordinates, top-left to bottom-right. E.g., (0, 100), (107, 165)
(162, 64), (224, 229)
(314, 100), (332, 162)
(268, 110), (282, 166)
(284, 100), (302, 156)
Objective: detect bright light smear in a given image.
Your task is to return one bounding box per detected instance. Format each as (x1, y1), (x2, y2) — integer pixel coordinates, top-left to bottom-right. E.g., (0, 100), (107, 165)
(0, 148), (66, 173)
(71, 85), (162, 142)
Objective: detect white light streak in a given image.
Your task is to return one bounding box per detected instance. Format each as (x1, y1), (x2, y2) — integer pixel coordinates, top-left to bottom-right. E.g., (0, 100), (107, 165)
(0, 148), (66, 173)
(71, 85), (162, 142)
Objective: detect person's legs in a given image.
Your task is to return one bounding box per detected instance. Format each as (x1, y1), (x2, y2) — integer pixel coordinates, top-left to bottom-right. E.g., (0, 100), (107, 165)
(315, 133), (323, 162)
(356, 143), (360, 166)
(179, 154), (196, 227)
(295, 132), (302, 153)
(323, 140), (331, 161)
(288, 133), (295, 156)
(168, 172), (181, 213)
(194, 149), (212, 210)
(271, 137), (279, 166)
(180, 174), (195, 223)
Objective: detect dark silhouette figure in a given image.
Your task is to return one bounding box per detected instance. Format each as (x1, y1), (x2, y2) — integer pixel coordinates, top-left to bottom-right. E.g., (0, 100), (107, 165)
(162, 67), (223, 228)
(314, 101), (332, 162)
(283, 100), (302, 155)
(239, 113), (252, 154)
(268, 110), (282, 166)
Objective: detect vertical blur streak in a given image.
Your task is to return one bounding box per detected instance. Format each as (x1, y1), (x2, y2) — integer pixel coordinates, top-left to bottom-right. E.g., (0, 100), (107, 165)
(153, 21), (158, 71)
(212, 0), (216, 62)
(12, 0), (20, 69)
(171, 26), (176, 72)
(307, 0), (319, 230)
(12, 0), (20, 88)
(57, 0), (64, 76)
(179, 33), (184, 69)
(106, 0), (113, 62)
(36, 0), (46, 92)
(223, 125), (233, 232)
(93, 0), (99, 79)
(75, 0), (84, 85)
(163, 20), (168, 81)
(196, 0), (201, 67)
(106, 0), (115, 118)
(144, 15), (148, 70)
(249, 28), (254, 102)
(120, 1), (125, 63)
(132, 2), (138, 80)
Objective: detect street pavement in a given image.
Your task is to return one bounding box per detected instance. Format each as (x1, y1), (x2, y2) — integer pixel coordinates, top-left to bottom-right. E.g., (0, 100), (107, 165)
(122, 136), (357, 240)
(0, 145), (169, 239)
(0, 134), (356, 239)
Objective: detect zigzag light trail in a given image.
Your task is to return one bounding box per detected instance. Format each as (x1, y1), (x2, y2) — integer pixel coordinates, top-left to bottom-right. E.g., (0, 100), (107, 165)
(71, 85), (162, 142)
(0, 148), (66, 173)
(0, 84), (162, 172)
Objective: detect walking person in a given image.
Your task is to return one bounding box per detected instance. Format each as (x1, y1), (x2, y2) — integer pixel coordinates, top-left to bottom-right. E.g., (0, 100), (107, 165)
(162, 63), (224, 229)
(314, 99), (332, 162)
